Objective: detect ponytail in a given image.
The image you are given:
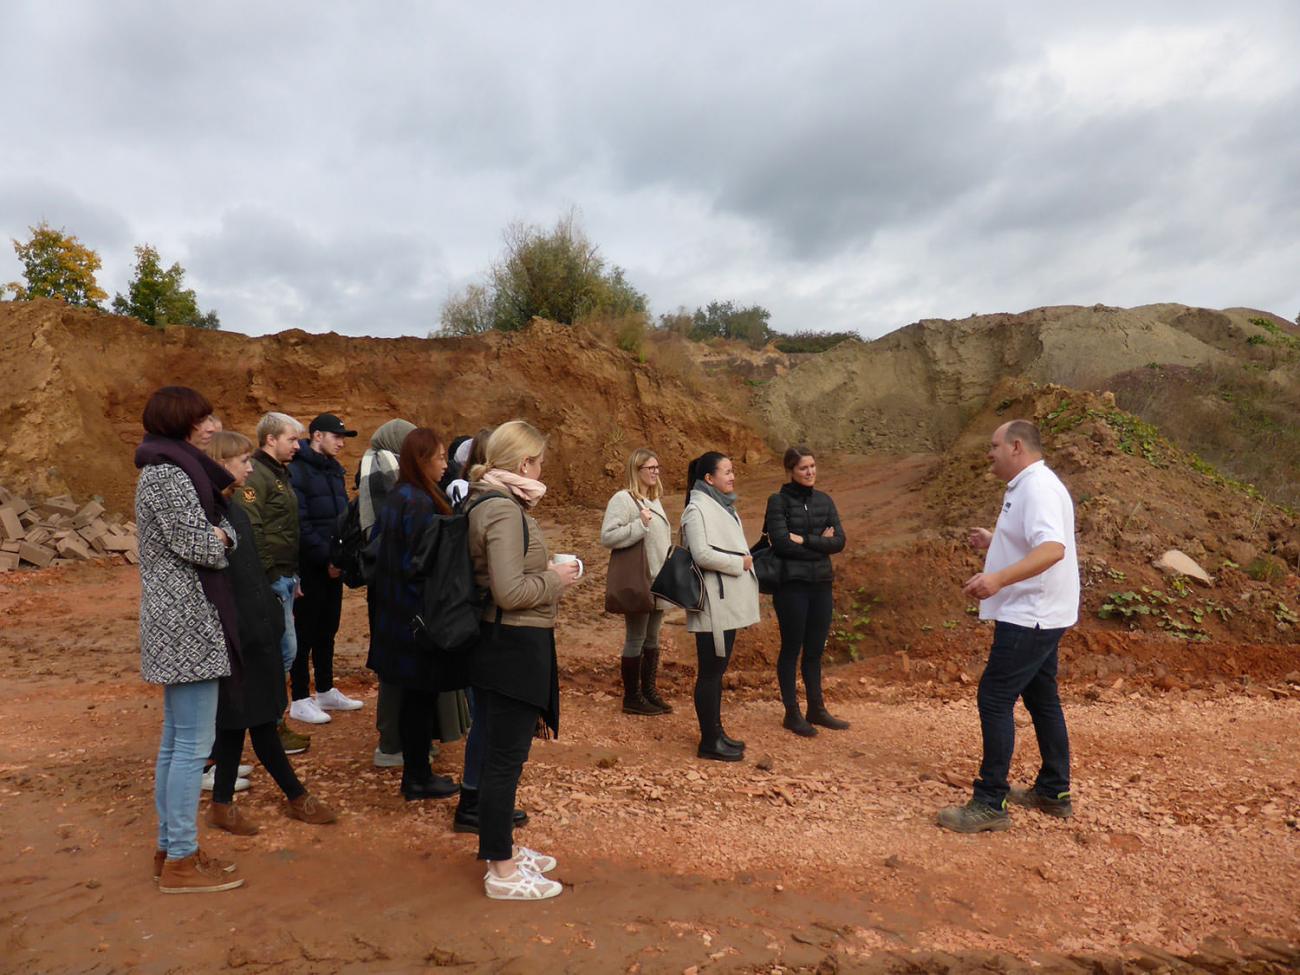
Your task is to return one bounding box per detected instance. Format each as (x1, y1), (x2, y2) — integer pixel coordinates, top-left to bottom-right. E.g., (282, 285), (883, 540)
(684, 450), (728, 506)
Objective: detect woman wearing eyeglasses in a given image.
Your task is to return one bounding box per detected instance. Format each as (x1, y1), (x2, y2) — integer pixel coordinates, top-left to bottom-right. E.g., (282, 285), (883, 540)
(599, 448), (673, 715)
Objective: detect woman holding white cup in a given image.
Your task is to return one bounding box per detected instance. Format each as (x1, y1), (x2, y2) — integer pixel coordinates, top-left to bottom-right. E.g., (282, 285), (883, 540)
(464, 420), (580, 901)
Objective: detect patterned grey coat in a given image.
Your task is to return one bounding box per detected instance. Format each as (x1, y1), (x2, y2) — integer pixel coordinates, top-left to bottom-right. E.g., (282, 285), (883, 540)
(136, 463), (236, 685)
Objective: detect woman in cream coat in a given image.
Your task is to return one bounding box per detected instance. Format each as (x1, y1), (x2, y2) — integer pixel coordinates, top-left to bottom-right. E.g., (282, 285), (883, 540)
(600, 448), (673, 716)
(680, 451), (760, 762)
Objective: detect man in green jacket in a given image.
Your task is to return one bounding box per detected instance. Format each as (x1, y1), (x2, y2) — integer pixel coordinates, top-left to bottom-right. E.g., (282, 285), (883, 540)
(233, 411), (310, 755)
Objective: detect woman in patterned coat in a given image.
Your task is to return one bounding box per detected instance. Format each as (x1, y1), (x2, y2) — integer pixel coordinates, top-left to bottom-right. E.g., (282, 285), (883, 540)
(135, 386), (244, 894)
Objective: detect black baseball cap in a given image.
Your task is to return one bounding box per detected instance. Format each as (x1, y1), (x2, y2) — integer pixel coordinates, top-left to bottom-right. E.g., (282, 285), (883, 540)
(308, 413), (358, 437)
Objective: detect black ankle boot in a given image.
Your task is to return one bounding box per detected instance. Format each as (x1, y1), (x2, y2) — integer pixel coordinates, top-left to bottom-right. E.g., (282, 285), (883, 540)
(453, 786), (529, 834)
(806, 704), (850, 730)
(697, 735), (744, 762)
(719, 728), (746, 750)
(621, 658), (661, 715)
(783, 708), (817, 737)
(639, 646), (673, 713)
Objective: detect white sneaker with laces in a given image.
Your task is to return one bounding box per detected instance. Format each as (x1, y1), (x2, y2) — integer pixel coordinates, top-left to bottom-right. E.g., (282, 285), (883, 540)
(514, 846), (557, 874)
(484, 865), (562, 901)
(315, 687), (364, 711)
(289, 698), (332, 724)
(200, 768), (250, 792)
(237, 764), (254, 777)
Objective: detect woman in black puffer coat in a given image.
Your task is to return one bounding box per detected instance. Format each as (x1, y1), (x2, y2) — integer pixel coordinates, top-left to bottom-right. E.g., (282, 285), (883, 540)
(764, 446), (848, 737)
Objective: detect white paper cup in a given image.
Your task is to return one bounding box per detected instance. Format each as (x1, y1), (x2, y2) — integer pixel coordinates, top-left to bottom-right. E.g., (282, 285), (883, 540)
(552, 553), (584, 578)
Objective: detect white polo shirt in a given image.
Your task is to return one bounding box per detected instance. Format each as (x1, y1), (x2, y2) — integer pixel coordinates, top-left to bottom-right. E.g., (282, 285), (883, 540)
(979, 460), (1079, 629)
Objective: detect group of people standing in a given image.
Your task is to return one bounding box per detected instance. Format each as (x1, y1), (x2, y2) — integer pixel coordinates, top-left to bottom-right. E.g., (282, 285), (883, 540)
(600, 445), (849, 760)
(137, 381), (1078, 902)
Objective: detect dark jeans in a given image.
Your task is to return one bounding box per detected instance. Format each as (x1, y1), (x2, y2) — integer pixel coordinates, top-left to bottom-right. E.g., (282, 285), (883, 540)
(291, 569), (343, 700)
(773, 583), (834, 712)
(461, 688), (487, 791)
(212, 722), (304, 804)
(475, 688), (540, 861)
(376, 680), (403, 754)
(693, 630), (737, 741)
(399, 687), (439, 785)
(974, 621), (1071, 808)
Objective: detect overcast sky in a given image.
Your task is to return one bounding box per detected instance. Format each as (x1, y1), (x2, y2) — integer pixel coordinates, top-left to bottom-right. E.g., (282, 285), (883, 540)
(2, 2), (1298, 339)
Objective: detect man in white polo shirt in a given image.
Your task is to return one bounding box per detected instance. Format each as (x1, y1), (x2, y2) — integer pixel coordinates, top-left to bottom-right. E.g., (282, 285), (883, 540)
(938, 419), (1079, 833)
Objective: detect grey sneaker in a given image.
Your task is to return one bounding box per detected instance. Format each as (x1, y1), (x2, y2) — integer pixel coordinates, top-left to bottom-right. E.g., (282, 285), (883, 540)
(373, 748), (404, 768)
(937, 799), (1011, 833)
(1008, 786), (1073, 819)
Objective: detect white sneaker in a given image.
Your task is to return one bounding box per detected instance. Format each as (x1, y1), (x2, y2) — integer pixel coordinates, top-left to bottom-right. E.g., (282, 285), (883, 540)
(200, 768), (250, 792)
(315, 687), (364, 711)
(484, 865), (562, 901)
(514, 846), (557, 874)
(237, 764), (254, 778)
(289, 698), (332, 724)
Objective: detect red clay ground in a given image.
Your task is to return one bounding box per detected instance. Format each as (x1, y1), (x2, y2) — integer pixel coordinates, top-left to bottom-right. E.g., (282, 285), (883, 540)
(1, 457), (1297, 974)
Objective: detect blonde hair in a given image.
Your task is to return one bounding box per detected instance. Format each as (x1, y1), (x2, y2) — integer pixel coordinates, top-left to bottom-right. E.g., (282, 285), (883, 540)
(206, 430), (254, 463)
(470, 419), (547, 481)
(256, 411), (302, 448)
(625, 447), (662, 501)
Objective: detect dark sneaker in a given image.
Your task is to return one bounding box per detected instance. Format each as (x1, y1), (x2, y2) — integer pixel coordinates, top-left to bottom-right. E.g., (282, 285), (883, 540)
(937, 799), (1011, 833)
(278, 721), (311, 756)
(1008, 786), (1073, 819)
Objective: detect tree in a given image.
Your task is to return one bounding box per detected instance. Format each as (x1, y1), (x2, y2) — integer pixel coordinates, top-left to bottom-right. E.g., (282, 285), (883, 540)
(689, 300), (773, 348)
(112, 244), (220, 329)
(438, 210), (649, 335)
(6, 222), (107, 307)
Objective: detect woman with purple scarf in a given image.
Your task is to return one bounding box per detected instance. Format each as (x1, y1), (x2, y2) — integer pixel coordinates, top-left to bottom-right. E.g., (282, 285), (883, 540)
(134, 386), (245, 894)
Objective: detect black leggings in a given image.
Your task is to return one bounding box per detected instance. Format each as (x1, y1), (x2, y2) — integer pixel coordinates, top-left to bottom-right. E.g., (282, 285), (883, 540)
(212, 722), (305, 804)
(693, 630), (736, 740)
(773, 584), (834, 712)
(399, 687), (439, 785)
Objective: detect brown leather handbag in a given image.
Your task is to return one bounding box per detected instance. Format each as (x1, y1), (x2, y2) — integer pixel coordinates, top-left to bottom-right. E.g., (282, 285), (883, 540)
(605, 538), (655, 614)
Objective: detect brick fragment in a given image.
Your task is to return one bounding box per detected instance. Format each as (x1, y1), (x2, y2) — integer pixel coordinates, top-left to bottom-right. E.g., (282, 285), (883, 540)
(102, 534), (137, 553)
(18, 542), (55, 567)
(0, 505), (25, 540)
(72, 500), (105, 528)
(0, 551), (18, 571)
(57, 535), (92, 560)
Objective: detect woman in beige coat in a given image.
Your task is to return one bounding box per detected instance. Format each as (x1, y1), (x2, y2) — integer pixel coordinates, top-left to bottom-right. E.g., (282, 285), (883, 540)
(681, 451), (760, 762)
(600, 448), (673, 715)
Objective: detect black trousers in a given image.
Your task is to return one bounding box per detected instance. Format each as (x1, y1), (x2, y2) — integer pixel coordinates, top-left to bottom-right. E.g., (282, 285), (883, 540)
(773, 583), (834, 711)
(291, 568), (343, 700)
(693, 630), (736, 741)
(475, 688), (540, 862)
(212, 722), (304, 804)
(399, 687), (439, 785)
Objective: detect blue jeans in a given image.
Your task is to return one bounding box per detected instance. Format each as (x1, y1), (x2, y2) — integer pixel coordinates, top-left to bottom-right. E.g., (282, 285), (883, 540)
(270, 575), (298, 673)
(973, 621), (1071, 809)
(155, 679), (219, 859)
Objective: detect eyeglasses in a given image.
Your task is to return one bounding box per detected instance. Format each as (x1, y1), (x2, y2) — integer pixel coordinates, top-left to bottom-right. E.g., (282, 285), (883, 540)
(639, 465), (660, 472)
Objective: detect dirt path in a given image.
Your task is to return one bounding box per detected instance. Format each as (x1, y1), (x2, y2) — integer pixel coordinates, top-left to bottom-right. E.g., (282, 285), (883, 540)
(1, 455), (1298, 973)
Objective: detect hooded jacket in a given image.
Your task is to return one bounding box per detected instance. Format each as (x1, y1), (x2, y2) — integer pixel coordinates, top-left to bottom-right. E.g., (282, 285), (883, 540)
(290, 440), (349, 571)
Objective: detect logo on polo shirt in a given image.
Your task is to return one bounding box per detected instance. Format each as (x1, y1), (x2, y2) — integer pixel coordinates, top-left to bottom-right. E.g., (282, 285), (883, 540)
(1003, 501), (1012, 511)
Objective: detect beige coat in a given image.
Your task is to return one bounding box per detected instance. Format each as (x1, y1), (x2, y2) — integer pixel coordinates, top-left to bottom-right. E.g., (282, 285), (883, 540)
(467, 486), (562, 629)
(600, 490), (672, 611)
(681, 489), (760, 653)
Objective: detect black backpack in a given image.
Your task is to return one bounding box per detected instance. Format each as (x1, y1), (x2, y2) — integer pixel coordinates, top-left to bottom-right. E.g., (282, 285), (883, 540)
(408, 492), (527, 654)
(331, 497), (374, 589)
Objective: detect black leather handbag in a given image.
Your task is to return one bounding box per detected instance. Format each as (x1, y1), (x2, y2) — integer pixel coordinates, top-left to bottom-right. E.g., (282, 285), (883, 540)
(650, 529), (704, 611)
(750, 532), (781, 595)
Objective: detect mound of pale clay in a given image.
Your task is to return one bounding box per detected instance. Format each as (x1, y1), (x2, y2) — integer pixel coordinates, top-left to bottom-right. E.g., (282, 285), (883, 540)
(757, 303), (1290, 453)
(0, 300), (768, 513)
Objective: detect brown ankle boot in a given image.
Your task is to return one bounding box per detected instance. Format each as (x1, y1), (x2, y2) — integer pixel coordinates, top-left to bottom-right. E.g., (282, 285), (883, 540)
(620, 657), (662, 714)
(639, 646), (673, 713)
(158, 851), (244, 894)
(206, 801), (259, 835)
(286, 792), (337, 824)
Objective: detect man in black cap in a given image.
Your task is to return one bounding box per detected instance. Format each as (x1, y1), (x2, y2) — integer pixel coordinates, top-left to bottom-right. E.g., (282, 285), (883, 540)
(287, 413), (364, 724)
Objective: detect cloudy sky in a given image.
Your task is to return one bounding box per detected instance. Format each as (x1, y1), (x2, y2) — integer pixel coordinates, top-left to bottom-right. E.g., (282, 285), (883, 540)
(2, 1), (1298, 339)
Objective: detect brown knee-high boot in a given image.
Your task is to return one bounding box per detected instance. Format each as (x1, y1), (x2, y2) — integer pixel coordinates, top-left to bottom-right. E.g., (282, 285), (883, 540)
(621, 657), (661, 715)
(639, 646), (672, 713)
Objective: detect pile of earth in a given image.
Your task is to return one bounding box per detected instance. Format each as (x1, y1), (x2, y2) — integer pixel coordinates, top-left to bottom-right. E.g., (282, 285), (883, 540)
(757, 303), (1294, 453)
(0, 299), (769, 515)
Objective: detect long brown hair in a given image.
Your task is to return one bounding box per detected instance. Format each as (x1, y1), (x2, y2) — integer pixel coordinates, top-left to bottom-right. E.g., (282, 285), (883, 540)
(397, 428), (453, 515)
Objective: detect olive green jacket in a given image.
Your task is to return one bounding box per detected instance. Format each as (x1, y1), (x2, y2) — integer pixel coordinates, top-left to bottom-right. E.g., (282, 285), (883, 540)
(234, 451), (300, 580)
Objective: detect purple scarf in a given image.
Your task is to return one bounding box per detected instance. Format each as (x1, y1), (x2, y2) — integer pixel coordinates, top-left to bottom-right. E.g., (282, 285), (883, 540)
(135, 435), (242, 674)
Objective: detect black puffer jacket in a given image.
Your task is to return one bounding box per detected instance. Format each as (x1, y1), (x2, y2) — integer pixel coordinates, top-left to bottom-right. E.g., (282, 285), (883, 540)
(764, 482), (846, 586)
(289, 441), (349, 570)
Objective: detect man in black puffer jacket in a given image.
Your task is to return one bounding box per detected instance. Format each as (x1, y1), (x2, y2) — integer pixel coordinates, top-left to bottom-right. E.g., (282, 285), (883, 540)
(287, 413), (363, 725)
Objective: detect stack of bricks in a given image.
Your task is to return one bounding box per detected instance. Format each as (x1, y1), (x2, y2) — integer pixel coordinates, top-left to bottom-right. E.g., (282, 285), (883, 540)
(0, 485), (138, 572)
